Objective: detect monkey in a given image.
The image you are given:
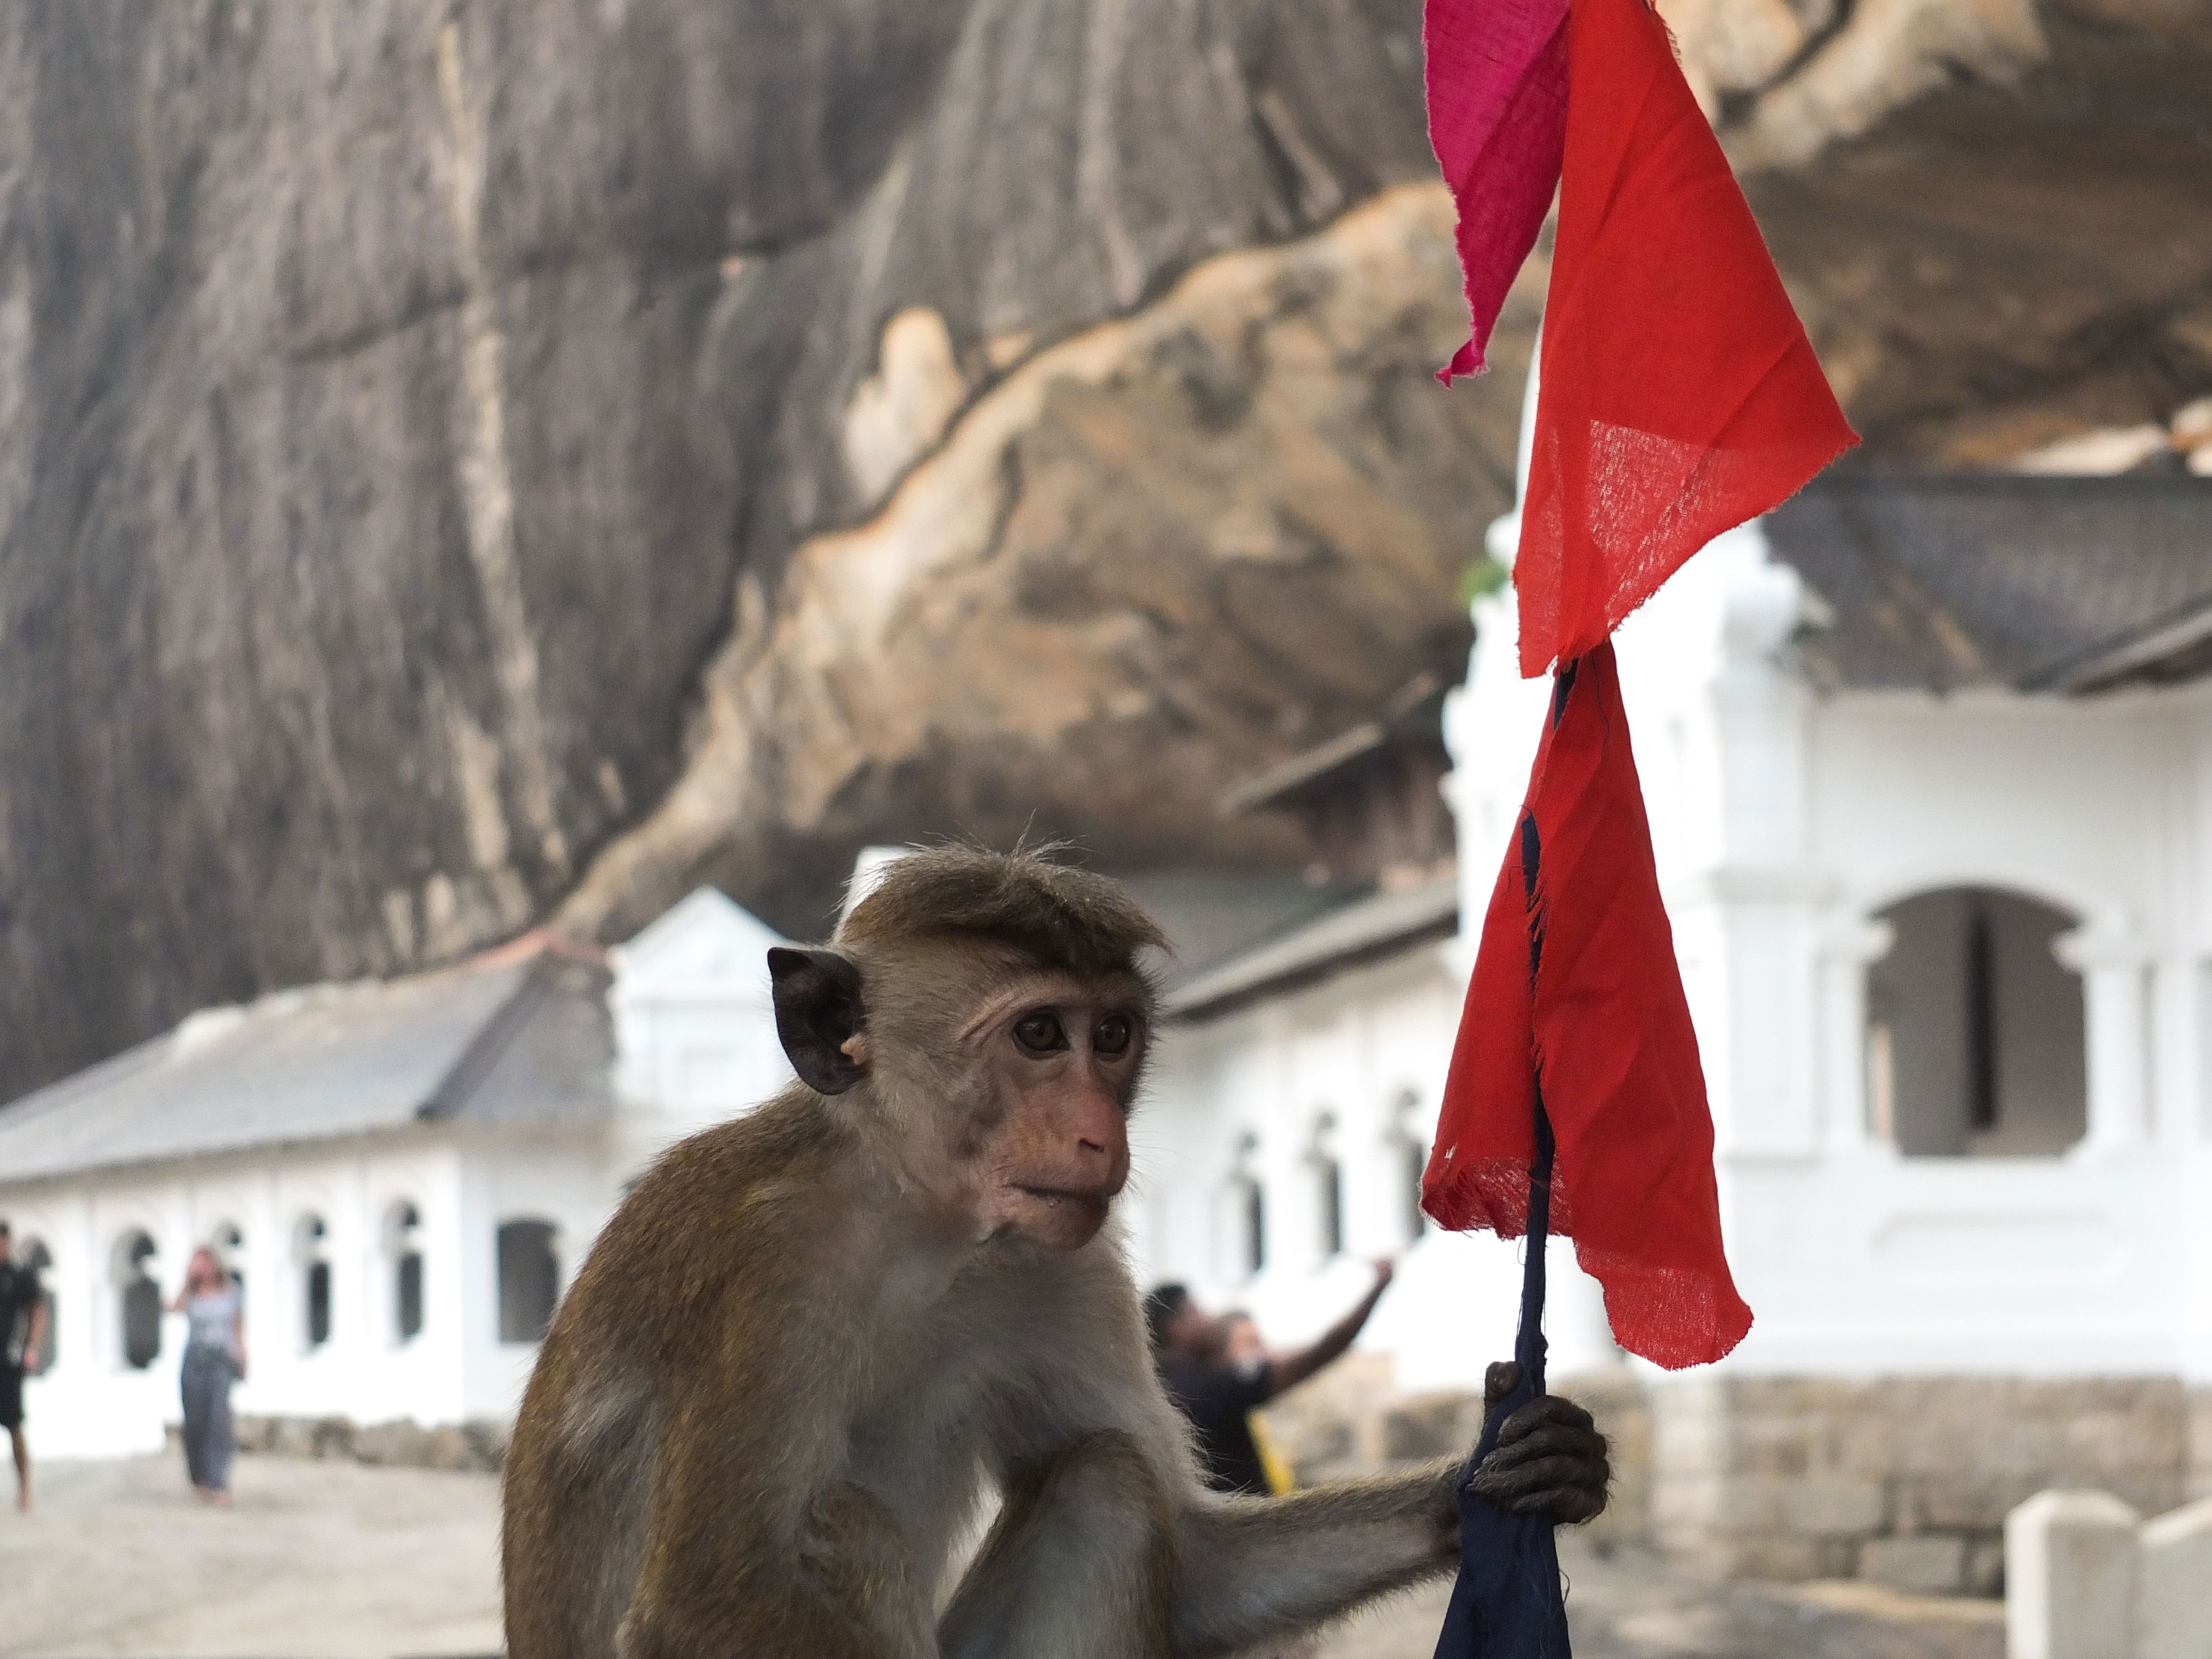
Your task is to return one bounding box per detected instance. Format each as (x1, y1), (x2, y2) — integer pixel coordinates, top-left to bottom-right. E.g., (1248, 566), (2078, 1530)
(503, 847), (1608, 1659)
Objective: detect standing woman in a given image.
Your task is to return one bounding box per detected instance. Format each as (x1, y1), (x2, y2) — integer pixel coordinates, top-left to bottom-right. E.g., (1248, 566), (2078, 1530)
(169, 1246), (244, 1504)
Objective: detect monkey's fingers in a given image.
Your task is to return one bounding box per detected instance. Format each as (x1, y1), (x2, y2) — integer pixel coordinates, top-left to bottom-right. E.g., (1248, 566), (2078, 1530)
(1466, 1454), (1609, 1524)
(1474, 1423), (1608, 1477)
(1499, 1480), (1607, 1525)
(1481, 1360), (1521, 1420)
(1495, 1395), (1596, 1446)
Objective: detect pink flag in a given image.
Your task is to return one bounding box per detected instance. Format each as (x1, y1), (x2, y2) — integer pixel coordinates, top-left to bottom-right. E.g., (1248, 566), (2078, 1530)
(1425, 0), (1570, 383)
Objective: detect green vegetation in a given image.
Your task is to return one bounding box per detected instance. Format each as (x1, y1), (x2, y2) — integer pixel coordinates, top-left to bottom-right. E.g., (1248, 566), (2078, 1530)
(1458, 555), (1510, 608)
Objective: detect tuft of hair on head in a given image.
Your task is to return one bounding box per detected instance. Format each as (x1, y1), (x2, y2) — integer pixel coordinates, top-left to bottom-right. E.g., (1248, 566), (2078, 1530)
(838, 844), (1168, 978)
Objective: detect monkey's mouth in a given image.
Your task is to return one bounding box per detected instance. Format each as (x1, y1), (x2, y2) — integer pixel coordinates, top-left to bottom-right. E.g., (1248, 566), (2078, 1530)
(1015, 1184), (1117, 1211)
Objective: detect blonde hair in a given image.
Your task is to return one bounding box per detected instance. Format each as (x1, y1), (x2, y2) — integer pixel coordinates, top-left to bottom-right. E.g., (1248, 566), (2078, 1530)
(184, 1245), (232, 1299)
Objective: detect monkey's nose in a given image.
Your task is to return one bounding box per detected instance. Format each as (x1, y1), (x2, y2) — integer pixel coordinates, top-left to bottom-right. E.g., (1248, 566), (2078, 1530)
(1066, 1091), (1130, 1187)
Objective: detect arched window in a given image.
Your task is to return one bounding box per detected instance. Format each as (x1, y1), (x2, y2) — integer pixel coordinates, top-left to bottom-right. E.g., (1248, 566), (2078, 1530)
(1216, 1133), (1266, 1281)
(385, 1202), (425, 1344)
(1866, 886), (2088, 1157)
(294, 1215), (332, 1351)
(112, 1232), (161, 1370)
(15, 1238), (55, 1377)
(497, 1219), (559, 1344)
(1310, 1115), (1345, 1261)
(210, 1222), (246, 1292)
(1391, 1090), (1430, 1245)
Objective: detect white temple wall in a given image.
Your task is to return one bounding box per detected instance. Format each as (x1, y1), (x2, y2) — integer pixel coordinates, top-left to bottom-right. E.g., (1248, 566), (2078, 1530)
(1132, 945), (1618, 1396)
(1729, 688), (2209, 1378)
(455, 1128), (616, 1423)
(1442, 518), (2212, 1386)
(0, 1134), (468, 1459)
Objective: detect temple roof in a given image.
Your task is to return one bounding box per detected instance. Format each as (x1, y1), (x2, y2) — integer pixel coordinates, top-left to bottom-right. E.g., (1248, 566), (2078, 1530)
(1766, 473), (2212, 695)
(1158, 874), (1458, 1021)
(0, 946), (612, 1183)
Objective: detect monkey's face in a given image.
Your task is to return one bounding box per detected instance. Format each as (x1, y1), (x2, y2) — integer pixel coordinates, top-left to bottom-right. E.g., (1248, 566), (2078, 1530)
(769, 941), (1151, 1252)
(949, 974), (1147, 1250)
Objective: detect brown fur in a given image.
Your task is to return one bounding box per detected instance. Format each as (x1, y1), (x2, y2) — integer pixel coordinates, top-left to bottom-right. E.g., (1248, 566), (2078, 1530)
(502, 849), (1605, 1659)
(841, 844), (1169, 974)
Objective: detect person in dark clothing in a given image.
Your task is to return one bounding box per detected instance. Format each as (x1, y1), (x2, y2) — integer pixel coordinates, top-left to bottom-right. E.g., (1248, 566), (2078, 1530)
(0, 1221), (51, 1514)
(1146, 1260), (1395, 1497)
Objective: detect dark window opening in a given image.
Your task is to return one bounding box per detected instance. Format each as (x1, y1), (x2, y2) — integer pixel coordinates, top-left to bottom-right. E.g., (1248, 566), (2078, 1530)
(497, 1220), (559, 1345)
(388, 1202), (424, 1343)
(1318, 1158), (1345, 1259)
(1966, 905), (1997, 1132)
(397, 1255), (424, 1342)
(1394, 1091), (1431, 1245)
(116, 1232), (161, 1370)
(212, 1223), (245, 1294)
(1403, 1137), (1429, 1243)
(1867, 886), (2088, 1157)
(1311, 1115), (1344, 1261)
(297, 1215), (331, 1351)
(306, 1262), (331, 1348)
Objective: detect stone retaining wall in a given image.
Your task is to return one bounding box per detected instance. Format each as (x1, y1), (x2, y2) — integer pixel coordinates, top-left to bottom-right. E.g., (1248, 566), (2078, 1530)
(1262, 1367), (2212, 1597)
(170, 1414), (511, 1473)
(1651, 1377), (2200, 1595)
(202, 1372), (2212, 1597)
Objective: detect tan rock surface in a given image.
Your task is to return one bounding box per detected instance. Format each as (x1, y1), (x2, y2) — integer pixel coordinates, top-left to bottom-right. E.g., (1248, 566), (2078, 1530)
(1, 1), (2208, 1093)
(559, 184), (1520, 940)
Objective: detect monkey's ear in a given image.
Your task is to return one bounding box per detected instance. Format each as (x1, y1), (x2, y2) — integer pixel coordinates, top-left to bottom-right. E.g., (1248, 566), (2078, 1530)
(767, 946), (868, 1095)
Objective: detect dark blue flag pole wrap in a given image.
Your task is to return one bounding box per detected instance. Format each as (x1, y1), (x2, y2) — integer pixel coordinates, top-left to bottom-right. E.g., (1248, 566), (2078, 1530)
(1430, 811), (1573, 1659)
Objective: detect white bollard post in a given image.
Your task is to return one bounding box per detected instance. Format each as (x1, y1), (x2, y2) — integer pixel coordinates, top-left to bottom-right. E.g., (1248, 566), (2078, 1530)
(2006, 1490), (2141, 1659)
(2137, 1496), (2212, 1659)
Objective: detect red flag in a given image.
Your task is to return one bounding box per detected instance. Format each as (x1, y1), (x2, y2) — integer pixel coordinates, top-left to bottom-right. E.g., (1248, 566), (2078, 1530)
(1418, 0), (1856, 1370)
(1513, 0), (1858, 675)
(1425, 0), (1568, 382)
(1424, 644), (1750, 1369)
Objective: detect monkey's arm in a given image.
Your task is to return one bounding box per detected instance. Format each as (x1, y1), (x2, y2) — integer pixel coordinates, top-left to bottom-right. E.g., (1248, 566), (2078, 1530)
(1168, 1458), (1460, 1656)
(1168, 1394), (1609, 1657)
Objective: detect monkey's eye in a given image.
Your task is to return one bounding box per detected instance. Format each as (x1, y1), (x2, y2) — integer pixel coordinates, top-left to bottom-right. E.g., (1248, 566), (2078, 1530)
(1093, 1013), (1135, 1058)
(1012, 1011), (1070, 1055)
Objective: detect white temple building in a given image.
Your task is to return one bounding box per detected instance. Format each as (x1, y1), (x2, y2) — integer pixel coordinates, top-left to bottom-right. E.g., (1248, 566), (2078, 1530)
(1135, 473), (2212, 1389)
(1125, 467), (2212, 1583)
(0, 891), (790, 1459)
(3, 461), (2209, 1582)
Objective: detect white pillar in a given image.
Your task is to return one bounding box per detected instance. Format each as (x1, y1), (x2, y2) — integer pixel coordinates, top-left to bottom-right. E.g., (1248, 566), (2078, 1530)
(1817, 917), (1893, 1152)
(2005, 1489), (2140, 1659)
(2138, 1496), (2212, 1659)
(2057, 925), (2152, 1151)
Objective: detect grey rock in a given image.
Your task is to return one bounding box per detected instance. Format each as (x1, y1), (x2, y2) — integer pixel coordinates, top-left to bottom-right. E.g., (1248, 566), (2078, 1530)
(1, 0), (2206, 1099)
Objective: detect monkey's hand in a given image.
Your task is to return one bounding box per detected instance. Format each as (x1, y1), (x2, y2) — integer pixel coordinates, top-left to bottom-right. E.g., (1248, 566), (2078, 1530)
(1462, 1361), (1610, 1526)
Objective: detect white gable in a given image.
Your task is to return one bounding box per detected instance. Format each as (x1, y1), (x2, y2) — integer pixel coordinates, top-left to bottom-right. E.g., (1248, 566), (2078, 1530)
(610, 885), (782, 1001)
(609, 888), (791, 1175)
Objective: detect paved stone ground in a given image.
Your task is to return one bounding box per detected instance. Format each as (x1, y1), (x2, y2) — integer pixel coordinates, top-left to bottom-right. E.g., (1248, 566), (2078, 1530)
(1, 1456), (2002, 1659)
(1318, 1538), (2004, 1659)
(0, 1457), (503, 1659)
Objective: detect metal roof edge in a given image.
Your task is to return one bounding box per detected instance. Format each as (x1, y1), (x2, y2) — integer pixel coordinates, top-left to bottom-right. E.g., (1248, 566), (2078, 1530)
(2030, 593), (2212, 695)
(1166, 877), (1458, 1021)
(415, 952), (606, 1122)
(0, 1030), (178, 1127)
(0, 1115), (463, 1192)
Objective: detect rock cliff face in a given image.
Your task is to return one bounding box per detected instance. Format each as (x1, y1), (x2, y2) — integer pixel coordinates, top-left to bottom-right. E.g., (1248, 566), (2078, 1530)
(0, 0), (2206, 1095)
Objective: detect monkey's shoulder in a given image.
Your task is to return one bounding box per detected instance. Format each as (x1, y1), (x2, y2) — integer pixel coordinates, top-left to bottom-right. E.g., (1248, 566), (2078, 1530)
(571, 1093), (852, 1318)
